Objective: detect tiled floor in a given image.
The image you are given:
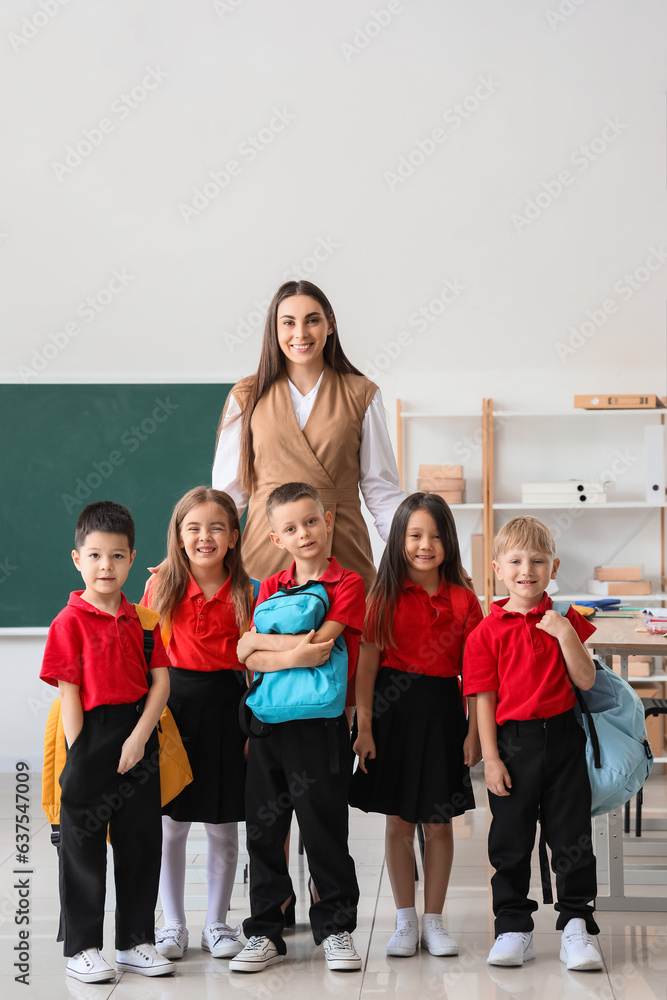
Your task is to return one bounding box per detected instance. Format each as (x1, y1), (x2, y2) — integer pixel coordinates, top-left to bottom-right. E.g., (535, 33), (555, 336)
(2, 767), (666, 999)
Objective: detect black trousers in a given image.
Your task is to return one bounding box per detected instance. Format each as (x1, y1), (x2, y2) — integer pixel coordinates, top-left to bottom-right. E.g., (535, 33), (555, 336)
(488, 708), (599, 936)
(58, 701), (162, 956)
(244, 714), (359, 949)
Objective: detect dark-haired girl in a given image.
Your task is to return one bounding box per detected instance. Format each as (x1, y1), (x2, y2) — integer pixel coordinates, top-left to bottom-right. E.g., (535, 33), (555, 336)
(212, 280), (404, 593)
(349, 493), (482, 959)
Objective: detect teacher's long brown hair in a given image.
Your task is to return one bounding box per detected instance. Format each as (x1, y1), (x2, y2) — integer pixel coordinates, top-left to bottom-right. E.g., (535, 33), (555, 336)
(219, 280), (363, 493)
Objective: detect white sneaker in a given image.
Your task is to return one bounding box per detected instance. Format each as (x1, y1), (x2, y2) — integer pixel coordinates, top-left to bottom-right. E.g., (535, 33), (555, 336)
(202, 921), (243, 958)
(421, 917), (458, 956)
(487, 932), (535, 966)
(116, 943), (175, 977)
(229, 936), (284, 973)
(560, 918), (603, 971)
(155, 921), (188, 959)
(322, 931), (362, 971)
(386, 923), (419, 957)
(66, 948), (115, 983)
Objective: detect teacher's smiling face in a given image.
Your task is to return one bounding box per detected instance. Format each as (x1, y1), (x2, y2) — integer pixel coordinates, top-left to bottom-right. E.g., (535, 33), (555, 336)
(276, 294), (333, 369)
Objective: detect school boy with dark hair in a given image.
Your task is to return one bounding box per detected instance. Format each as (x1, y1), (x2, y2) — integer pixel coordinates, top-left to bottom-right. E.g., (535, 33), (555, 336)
(40, 501), (174, 983)
(231, 482), (364, 973)
(464, 516), (602, 972)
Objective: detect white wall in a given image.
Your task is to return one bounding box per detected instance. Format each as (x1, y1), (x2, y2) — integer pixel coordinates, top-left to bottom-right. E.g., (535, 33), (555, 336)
(2, 0), (667, 765)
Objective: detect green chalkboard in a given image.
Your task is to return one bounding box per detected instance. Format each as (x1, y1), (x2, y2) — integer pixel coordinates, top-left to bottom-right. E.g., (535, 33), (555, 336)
(0, 384), (232, 627)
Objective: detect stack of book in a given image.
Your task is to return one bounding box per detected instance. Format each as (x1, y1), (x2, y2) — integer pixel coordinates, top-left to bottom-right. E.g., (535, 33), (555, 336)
(520, 481), (610, 504)
(417, 464), (465, 503)
(587, 565), (651, 596)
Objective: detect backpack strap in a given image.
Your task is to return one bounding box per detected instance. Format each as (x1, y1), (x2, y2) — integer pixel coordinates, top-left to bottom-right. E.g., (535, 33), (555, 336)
(134, 604), (159, 672)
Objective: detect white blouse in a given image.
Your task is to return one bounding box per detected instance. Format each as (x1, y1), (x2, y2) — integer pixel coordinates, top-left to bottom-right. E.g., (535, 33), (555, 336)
(212, 375), (405, 542)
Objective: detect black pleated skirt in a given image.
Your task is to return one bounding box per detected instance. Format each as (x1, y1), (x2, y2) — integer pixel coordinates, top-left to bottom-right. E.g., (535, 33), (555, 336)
(349, 668), (475, 824)
(164, 667), (246, 824)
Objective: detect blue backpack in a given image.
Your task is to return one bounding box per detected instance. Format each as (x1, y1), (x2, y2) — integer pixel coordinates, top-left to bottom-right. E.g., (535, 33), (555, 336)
(242, 581), (348, 727)
(552, 602), (654, 816)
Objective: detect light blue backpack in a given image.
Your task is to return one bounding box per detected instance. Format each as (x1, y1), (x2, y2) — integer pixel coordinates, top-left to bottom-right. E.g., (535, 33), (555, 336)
(242, 581), (348, 727)
(552, 602), (654, 816)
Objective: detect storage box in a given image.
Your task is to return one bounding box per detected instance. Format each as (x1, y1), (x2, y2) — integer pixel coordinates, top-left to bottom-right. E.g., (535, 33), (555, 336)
(418, 477), (466, 491)
(594, 565), (643, 582)
(418, 464), (463, 478)
(522, 481), (608, 494)
(612, 654), (652, 677)
(470, 534), (485, 596)
(574, 394), (665, 409)
(427, 490), (466, 504)
(632, 682), (666, 774)
(587, 580), (652, 596)
(522, 492), (607, 504)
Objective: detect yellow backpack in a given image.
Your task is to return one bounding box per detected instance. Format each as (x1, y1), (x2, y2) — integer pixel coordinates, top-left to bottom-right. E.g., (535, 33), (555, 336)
(41, 604), (192, 845)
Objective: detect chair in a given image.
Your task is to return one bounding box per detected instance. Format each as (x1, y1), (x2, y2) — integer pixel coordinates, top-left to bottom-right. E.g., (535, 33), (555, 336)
(624, 698), (667, 836)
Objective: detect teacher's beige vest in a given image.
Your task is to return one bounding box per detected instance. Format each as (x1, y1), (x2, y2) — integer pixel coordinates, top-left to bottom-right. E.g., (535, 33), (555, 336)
(229, 367), (378, 593)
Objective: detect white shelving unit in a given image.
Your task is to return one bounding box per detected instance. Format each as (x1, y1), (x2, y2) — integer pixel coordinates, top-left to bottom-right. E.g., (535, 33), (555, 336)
(396, 398), (667, 614)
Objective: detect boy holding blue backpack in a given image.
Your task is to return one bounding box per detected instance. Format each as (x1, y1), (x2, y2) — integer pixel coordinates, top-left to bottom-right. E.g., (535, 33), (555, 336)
(232, 482), (364, 973)
(464, 516), (602, 972)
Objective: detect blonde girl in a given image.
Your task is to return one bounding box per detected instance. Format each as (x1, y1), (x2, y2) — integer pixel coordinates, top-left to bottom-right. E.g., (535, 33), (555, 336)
(142, 487), (253, 961)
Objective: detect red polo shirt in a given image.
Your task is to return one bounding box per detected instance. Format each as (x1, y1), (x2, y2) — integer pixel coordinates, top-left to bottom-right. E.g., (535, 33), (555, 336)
(142, 575), (242, 672)
(40, 591), (171, 711)
(255, 557), (365, 676)
(463, 593), (596, 724)
(370, 580), (483, 678)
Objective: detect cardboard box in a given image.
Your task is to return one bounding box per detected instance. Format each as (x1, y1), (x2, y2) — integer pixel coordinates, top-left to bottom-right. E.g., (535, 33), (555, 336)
(595, 566), (643, 581)
(574, 394), (665, 409)
(419, 464), (463, 478)
(427, 490), (466, 504)
(612, 654), (652, 677)
(632, 682), (665, 773)
(471, 534), (485, 595)
(587, 580), (651, 596)
(418, 477), (467, 491)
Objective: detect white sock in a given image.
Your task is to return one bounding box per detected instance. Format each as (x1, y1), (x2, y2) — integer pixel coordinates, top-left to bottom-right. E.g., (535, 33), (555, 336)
(159, 816), (191, 926)
(204, 822), (239, 926)
(397, 906), (418, 928)
(422, 912), (443, 930)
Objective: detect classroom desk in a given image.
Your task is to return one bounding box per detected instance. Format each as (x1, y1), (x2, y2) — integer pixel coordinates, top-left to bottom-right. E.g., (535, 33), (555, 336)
(585, 618), (667, 911)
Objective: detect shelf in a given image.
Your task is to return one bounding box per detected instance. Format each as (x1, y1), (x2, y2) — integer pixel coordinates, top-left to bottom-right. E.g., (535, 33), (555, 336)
(401, 410), (479, 420)
(494, 409), (667, 418)
(448, 503), (484, 510)
(494, 501), (665, 510)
